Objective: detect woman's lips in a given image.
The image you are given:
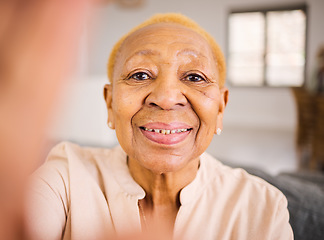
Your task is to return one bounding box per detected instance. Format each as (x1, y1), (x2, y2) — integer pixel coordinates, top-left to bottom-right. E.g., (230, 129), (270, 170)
(139, 122), (193, 145)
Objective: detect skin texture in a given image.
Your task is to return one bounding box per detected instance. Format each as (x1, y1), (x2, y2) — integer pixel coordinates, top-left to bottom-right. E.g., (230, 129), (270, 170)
(104, 23), (228, 234)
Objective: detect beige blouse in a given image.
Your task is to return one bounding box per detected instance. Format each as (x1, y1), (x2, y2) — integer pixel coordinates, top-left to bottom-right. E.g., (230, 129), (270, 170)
(26, 142), (293, 240)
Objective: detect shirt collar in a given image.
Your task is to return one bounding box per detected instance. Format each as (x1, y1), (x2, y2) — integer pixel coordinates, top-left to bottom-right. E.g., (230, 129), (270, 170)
(179, 152), (214, 205)
(109, 145), (146, 199)
(110, 146), (214, 204)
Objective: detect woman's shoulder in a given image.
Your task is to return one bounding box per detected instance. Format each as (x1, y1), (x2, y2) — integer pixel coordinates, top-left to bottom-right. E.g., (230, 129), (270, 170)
(46, 141), (120, 161)
(26, 141), (123, 239)
(43, 141), (123, 170)
(179, 153), (293, 240)
(200, 152), (287, 202)
(32, 141), (125, 191)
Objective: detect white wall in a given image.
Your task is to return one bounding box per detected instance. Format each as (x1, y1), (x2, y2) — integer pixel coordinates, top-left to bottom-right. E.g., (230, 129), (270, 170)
(49, 0), (324, 173)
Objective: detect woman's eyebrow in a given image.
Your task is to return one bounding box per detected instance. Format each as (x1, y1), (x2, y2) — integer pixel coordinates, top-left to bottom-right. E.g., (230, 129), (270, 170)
(125, 49), (160, 63)
(176, 48), (208, 59)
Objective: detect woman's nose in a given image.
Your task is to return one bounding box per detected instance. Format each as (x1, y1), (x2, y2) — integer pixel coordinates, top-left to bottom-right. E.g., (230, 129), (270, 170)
(145, 75), (188, 110)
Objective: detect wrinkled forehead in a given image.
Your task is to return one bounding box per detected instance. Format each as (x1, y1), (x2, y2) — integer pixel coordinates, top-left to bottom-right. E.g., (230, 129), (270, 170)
(116, 23), (216, 64)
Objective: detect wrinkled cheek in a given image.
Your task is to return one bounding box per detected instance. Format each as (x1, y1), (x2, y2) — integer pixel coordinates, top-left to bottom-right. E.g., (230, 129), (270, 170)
(115, 86), (142, 106)
(113, 97), (140, 139)
(113, 107), (135, 153)
(113, 91), (135, 119)
(114, 106), (133, 132)
(191, 91), (220, 152)
(192, 90), (220, 125)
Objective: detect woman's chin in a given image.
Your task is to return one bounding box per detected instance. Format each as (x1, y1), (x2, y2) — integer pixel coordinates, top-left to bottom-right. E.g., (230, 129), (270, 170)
(137, 152), (196, 174)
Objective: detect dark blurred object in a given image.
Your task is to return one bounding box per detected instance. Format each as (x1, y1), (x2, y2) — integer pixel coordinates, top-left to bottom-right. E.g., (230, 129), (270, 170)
(315, 45), (324, 93)
(292, 87), (324, 171)
(313, 96), (324, 169)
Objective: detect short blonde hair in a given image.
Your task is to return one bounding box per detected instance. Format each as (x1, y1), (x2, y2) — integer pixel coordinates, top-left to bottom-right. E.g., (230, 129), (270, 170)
(107, 13), (226, 87)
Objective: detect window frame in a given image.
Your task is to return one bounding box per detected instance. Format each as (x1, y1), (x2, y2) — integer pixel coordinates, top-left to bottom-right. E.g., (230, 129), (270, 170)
(226, 4), (308, 88)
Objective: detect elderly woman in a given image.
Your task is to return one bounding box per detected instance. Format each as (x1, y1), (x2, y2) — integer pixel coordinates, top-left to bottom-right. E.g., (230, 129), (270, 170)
(26, 13), (293, 240)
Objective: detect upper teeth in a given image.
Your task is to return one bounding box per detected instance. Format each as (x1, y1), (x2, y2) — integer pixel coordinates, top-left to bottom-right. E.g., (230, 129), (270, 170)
(143, 127), (189, 134)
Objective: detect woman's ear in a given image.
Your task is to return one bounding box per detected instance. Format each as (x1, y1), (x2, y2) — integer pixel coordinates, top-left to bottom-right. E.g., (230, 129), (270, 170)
(215, 87), (229, 134)
(103, 84), (115, 129)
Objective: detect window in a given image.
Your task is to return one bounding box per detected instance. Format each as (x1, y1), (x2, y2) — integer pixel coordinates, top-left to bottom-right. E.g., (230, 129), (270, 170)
(227, 6), (307, 87)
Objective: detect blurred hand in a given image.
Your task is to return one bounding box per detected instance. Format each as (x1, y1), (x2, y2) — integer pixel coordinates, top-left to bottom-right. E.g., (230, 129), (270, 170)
(0, 0), (91, 238)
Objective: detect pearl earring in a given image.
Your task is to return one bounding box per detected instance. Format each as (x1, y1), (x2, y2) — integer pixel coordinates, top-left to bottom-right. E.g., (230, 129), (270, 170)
(216, 128), (222, 135)
(108, 122), (113, 129)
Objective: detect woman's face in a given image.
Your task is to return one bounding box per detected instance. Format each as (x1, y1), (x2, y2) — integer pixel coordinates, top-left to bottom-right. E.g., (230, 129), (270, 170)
(104, 23), (228, 174)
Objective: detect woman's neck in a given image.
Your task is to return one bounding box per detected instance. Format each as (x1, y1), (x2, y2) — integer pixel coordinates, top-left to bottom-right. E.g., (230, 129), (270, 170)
(128, 156), (200, 233)
(128, 156), (199, 205)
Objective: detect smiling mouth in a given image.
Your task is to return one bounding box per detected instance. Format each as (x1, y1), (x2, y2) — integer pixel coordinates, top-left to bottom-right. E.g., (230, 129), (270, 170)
(139, 125), (193, 145)
(140, 127), (192, 135)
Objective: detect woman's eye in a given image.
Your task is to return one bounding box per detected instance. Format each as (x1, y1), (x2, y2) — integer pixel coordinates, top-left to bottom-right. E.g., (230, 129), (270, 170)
(185, 74), (205, 82)
(129, 72), (150, 80)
